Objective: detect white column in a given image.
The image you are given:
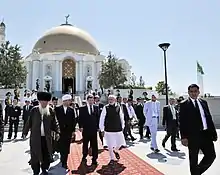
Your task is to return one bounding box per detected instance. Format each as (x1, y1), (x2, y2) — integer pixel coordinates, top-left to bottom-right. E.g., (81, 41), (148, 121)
(32, 60), (39, 90)
(55, 61), (59, 91)
(92, 62), (96, 89)
(75, 61), (79, 92)
(59, 61), (62, 92)
(79, 61), (84, 92)
(25, 61), (30, 89)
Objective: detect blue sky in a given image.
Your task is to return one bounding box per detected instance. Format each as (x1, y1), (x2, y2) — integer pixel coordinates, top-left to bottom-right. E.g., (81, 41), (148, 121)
(1, 0), (220, 95)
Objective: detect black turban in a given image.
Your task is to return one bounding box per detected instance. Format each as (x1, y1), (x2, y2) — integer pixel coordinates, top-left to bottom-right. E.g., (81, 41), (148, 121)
(37, 92), (52, 101)
(32, 99), (39, 106)
(52, 97), (58, 101)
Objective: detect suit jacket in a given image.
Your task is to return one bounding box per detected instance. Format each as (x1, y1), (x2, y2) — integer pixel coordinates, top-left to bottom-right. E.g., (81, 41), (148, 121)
(0, 103), (3, 142)
(55, 105), (76, 137)
(8, 105), (21, 121)
(179, 98), (217, 141)
(162, 105), (178, 127)
(143, 101), (160, 126)
(135, 103), (145, 125)
(22, 105), (33, 121)
(120, 103), (130, 122)
(78, 105), (99, 134)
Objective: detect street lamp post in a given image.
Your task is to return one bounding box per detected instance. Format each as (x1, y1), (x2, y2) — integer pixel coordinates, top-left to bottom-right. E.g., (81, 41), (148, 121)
(158, 43), (170, 105)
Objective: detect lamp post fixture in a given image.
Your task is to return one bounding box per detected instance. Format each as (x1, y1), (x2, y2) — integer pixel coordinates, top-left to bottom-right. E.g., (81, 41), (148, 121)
(158, 43), (170, 105)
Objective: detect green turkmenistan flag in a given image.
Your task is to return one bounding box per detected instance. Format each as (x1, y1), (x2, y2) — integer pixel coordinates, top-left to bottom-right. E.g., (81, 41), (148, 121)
(197, 61), (204, 75)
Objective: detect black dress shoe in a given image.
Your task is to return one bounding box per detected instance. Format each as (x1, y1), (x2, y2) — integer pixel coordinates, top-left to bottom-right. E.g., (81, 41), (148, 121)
(154, 149), (160, 153)
(171, 148), (180, 152)
(131, 137), (136, 142)
(162, 142), (165, 148)
(113, 151), (120, 160)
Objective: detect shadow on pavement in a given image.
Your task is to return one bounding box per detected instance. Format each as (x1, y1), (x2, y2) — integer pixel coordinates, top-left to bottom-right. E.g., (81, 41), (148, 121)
(165, 149), (186, 159)
(146, 152), (167, 163)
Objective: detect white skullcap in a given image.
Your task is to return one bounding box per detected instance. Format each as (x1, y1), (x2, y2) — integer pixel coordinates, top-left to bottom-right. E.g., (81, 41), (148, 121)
(108, 95), (116, 99)
(62, 94), (72, 101)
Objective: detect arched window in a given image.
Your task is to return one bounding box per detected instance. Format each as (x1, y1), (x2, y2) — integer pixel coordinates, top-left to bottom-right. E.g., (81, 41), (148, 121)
(86, 65), (92, 76)
(45, 64), (52, 76)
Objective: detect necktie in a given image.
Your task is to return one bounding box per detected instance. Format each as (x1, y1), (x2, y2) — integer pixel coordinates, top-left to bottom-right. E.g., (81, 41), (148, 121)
(194, 100), (201, 115)
(27, 106), (29, 111)
(194, 100), (203, 129)
(90, 105), (93, 114)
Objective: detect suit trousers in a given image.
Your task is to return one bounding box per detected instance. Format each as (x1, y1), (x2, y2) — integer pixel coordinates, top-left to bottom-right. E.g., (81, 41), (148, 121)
(162, 120), (178, 149)
(148, 117), (158, 149)
(31, 137), (50, 175)
(82, 131), (98, 161)
(188, 131), (216, 175)
(8, 120), (19, 138)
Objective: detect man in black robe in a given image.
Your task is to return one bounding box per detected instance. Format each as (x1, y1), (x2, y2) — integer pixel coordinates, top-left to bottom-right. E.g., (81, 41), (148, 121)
(23, 92), (60, 175)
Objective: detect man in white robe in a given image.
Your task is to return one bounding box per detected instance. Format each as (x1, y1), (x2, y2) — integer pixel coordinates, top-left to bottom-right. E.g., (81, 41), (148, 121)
(143, 94), (160, 153)
(99, 95), (126, 165)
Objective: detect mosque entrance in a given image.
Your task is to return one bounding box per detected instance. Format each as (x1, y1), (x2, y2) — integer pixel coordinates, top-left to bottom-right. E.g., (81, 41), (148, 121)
(62, 59), (76, 94)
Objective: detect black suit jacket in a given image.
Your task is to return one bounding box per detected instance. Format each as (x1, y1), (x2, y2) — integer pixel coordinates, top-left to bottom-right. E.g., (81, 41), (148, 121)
(8, 105), (21, 121)
(22, 105), (33, 121)
(0, 104), (3, 142)
(135, 104), (145, 125)
(120, 103), (129, 122)
(179, 98), (217, 141)
(55, 105), (76, 137)
(162, 105), (178, 127)
(79, 105), (99, 134)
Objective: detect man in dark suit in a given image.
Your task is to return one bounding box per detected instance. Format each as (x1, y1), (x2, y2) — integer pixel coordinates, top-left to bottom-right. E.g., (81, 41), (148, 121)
(8, 99), (21, 139)
(94, 95), (104, 145)
(117, 96), (136, 142)
(162, 98), (179, 151)
(79, 94), (99, 165)
(22, 99), (33, 137)
(0, 102), (4, 151)
(179, 84), (217, 175)
(135, 97), (145, 139)
(55, 94), (76, 169)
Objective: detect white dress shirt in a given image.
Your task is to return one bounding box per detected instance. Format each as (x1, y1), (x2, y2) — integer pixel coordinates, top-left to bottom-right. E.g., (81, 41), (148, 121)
(87, 104), (94, 115)
(169, 105), (176, 120)
(63, 106), (67, 114)
(190, 98), (208, 130)
(126, 104), (138, 120)
(41, 115), (45, 136)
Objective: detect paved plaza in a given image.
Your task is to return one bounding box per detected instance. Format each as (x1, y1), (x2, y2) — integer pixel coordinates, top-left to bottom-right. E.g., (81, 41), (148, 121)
(0, 130), (220, 175)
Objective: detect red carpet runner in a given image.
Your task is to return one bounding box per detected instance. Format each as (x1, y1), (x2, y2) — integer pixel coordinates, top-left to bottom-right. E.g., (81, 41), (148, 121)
(68, 132), (164, 175)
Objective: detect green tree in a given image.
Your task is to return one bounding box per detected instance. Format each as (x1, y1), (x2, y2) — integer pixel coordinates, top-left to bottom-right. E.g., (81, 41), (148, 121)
(155, 81), (172, 95)
(0, 41), (27, 88)
(98, 52), (127, 89)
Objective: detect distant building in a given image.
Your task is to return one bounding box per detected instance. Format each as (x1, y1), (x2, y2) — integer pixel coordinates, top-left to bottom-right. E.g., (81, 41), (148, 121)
(0, 21), (6, 45)
(24, 19), (132, 97)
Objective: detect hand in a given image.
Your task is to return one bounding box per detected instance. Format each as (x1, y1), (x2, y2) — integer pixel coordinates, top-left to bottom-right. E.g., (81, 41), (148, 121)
(22, 134), (27, 139)
(181, 138), (188, 147)
(55, 133), (60, 141)
(101, 131), (105, 137)
(79, 128), (83, 132)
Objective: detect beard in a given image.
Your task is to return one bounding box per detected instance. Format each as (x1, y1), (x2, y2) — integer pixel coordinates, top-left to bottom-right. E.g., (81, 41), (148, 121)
(39, 104), (50, 116)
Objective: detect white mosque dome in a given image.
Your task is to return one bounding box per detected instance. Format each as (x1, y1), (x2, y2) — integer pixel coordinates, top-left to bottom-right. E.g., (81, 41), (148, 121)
(32, 24), (99, 55)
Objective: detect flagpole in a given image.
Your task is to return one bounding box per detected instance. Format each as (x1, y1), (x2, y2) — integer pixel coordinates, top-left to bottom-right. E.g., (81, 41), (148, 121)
(196, 61), (204, 96)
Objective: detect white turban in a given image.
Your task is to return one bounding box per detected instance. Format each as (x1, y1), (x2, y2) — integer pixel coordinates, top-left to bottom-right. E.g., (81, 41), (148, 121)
(108, 95), (116, 99)
(62, 94), (72, 101)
